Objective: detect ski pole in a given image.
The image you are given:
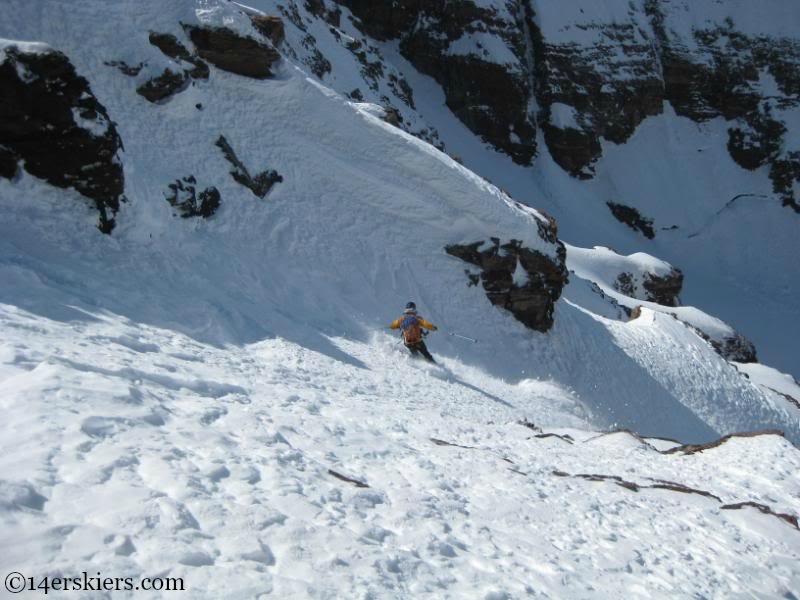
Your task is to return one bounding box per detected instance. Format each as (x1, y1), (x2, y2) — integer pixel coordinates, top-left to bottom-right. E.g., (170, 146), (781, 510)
(448, 332), (478, 343)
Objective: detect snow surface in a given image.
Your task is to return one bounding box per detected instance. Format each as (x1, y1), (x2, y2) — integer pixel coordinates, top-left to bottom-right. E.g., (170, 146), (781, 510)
(2, 303), (799, 598)
(568, 245), (674, 281)
(1, 0), (800, 596)
(531, 0), (652, 47)
(446, 30), (519, 67)
(260, 0), (800, 380)
(548, 103), (580, 130)
(658, 0), (800, 43)
(0, 38), (52, 57)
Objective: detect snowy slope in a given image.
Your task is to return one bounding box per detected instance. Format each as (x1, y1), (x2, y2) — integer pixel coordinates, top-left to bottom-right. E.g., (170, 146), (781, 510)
(1, 0), (799, 596)
(246, 0), (800, 379)
(2, 305), (799, 598)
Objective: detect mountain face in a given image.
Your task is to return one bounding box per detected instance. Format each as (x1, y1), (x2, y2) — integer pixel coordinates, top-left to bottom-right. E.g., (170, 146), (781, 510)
(1, 0), (798, 436)
(0, 44), (125, 232)
(255, 0), (799, 379)
(1, 0), (799, 596)
(286, 0), (800, 208)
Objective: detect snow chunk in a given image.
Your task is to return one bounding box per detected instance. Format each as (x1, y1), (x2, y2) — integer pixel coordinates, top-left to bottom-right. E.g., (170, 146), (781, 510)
(0, 39), (54, 81)
(735, 362), (800, 402)
(549, 103), (580, 130)
(0, 38), (52, 59)
(351, 102), (387, 120)
(568, 245), (674, 283)
(446, 29), (519, 66)
(512, 258), (528, 286)
(71, 108), (110, 137)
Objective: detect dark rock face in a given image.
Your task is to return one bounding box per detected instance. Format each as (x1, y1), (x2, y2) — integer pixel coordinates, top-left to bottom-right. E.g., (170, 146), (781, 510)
(687, 322), (757, 363)
(446, 237), (567, 332)
(148, 32), (210, 79)
(0, 46), (125, 233)
(607, 202), (656, 239)
(0, 146), (18, 179)
(319, 1), (799, 207)
(301, 34), (332, 77)
(613, 268), (682, 307)
(541, 124), (601, 180)
(529, 3), (800, 197)
(251, 15), (286, 46)
(646, 4), (800, 210)
(770, 153), (800, 212)
(184, 25), (281, 79)
(641, 270), (683, 307)
(714, 333), (757, 363)
(338, 0), (537, 165)
(104, 60), (145, 76)
(134, 32), (210, 103)
(215, 135), (283, 198)
(165, 176), (220, 218)
(529, 15), (662, 178)
(381, 106), (402, 127)
(727, 119), (785, 172)
(137, 69), (189, 103)
(614, 273), (636, 298)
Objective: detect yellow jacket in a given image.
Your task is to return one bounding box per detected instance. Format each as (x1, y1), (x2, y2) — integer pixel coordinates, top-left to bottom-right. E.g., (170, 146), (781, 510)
(389, 314), (438, 331)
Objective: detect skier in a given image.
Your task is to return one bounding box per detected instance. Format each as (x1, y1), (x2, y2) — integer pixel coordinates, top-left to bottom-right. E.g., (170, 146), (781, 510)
(389, 302), (438, 363)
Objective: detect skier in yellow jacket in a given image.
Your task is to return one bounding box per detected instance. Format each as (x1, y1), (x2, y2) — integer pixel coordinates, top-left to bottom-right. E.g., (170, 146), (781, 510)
(389, 302), (438, 362)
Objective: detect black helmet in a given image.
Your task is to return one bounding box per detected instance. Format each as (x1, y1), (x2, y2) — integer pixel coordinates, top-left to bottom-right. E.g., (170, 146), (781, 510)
(404, 301), (417, 314)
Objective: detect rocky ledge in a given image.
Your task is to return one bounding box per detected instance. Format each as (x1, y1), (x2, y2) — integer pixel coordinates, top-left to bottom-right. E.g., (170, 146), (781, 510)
(338, 0), (537, 165)
(0, 43), (125, 232)
(446, 229), (567, 332)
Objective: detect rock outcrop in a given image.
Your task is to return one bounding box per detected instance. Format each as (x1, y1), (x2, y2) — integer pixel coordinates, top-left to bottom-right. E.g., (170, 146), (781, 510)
(530, 9), (662, 178)
(0, 44), (125, 232)
(613, 267), (683, 307)
(124, 32), (211, 104)
(104, 60), (145, 76)
(215, 136), (283, 198)
(641, 270), (683, 307)
(446, 236), (567, 332)
(148, 32), (210, 80)
(183, 25), (281, 79)
(312, 0), (800, 209)
(165, 176), (220, 219)
(646, 3), (800, 212)
(687, 325), (758, 364)
(251, 15), (286, 47)
(137, 68), (189, 103)
(338, 0), (537, 165)
(606, 203), (656, 240)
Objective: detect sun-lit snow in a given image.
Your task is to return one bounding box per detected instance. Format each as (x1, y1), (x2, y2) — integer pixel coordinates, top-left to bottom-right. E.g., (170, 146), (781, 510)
(1, 0), (799, 597)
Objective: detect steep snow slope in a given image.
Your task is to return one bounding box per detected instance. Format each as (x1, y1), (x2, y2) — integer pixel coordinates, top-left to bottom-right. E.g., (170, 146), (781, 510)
(1, 0), (799, 596)
(2, 303), (799, 598)
(249, 0), (800, 379)
(3, 0), (795, 442)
